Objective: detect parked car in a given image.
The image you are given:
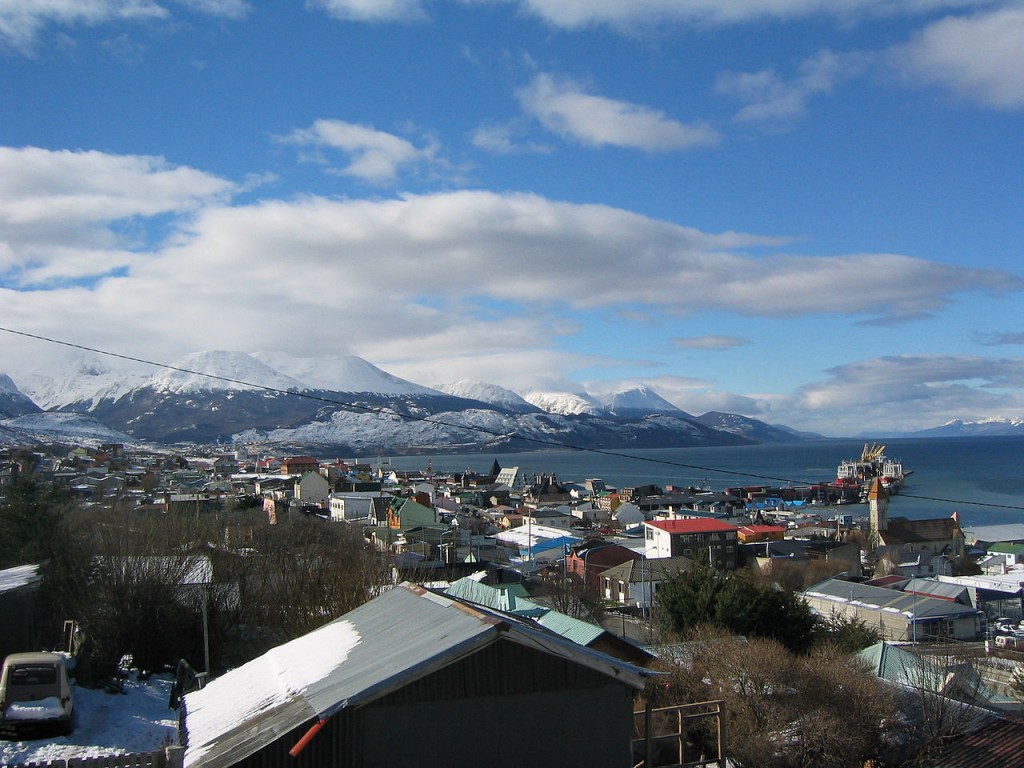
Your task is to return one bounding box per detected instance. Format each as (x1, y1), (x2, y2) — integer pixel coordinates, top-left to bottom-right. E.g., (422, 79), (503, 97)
(0, 652), (75, 738)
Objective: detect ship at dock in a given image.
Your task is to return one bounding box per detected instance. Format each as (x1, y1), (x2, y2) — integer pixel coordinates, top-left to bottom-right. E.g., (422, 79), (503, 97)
(835, 442), (911, 496)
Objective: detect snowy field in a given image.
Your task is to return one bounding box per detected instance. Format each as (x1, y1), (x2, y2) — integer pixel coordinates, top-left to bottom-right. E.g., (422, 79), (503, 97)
(0, 674), (179, 766)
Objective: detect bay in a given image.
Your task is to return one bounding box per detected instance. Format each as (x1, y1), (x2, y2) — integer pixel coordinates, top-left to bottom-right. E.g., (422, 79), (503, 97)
(373, 435), (1024, 530)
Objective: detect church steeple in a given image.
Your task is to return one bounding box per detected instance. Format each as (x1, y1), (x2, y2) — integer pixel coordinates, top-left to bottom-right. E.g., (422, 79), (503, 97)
(868, 478), (888, 547)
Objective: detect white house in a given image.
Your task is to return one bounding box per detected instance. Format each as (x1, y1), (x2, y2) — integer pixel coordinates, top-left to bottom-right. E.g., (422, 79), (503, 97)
(294, 472), (330, 506)
(328, 492), (385, 524)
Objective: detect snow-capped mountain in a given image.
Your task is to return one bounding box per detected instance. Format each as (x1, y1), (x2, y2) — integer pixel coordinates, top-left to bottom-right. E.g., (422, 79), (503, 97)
(150, 351), (308, 394)
(914, 417), (1024, 437)
(253, 351), (438, 395)
(522, 390), (604, 416)
(0, 412), (135, 445)
(434, 380), (539, 414)
(0, 349), (786, 452)
(591, 386), (687, 417)
(694, 411), (809, 444)
(19, 354), (147, 410)
(0, 374), (41, 418)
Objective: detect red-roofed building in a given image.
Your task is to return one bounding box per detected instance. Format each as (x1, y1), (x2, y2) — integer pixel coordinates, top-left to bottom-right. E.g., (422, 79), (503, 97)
(644, 519), (739, 570)
(281, 456), (320, 476)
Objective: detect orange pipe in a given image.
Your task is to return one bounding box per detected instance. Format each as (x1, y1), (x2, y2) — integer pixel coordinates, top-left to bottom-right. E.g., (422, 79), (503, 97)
(289, 719), (328, 757)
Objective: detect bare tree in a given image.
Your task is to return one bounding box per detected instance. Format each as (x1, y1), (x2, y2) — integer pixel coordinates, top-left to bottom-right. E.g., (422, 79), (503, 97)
(226, 514), (388, 655)
(648, 626), (899, 768)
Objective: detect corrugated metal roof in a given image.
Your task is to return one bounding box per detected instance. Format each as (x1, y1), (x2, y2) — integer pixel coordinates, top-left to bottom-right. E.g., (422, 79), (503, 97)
(445, 577), (547, 618)
(183, 583), (650, 768)
(535, 610), (605, 646)
(647, 519), (737, 534)
(926, 717), (1024, 768)
(805, 578), (980, 620)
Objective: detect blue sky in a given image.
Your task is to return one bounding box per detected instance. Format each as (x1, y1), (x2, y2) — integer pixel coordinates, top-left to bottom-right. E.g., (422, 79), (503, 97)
(1, 0), (1023, 436)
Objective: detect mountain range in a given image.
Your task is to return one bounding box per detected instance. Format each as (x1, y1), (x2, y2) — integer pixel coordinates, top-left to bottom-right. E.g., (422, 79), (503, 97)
(2, 351), (1020, 454)
(0, 351), (802, 453)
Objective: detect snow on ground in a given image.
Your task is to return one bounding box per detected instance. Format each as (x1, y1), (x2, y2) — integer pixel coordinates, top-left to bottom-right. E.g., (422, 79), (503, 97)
(0, 674), (179, 766)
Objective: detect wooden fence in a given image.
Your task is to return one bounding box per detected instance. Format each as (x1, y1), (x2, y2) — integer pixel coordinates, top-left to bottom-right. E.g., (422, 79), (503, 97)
(3, 746), (182, 768)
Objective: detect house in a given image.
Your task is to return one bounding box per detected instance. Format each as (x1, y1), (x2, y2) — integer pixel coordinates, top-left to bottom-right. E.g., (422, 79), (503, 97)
(857, 641), (1021, 714)
(643, 518), (739, 570)
(745, 539), (862, 579)
(387, 497), (437, 529)
(611, 501), (645, 527)
(882, 549), (955, 579)
(565, 540), (639, 592)
(737, 524), (786, 544)
(985, 542), (1024, 569)
(444, 576), (653, 665)
(523, 473), (573, 505)
(919, 716), (1024, 767)
(181, 583), (652, 768)
(328, 492), (387, 524)
(520, 506), (574, 531)
(493, 465), (525, 490)
(803, 577), (984, 642)
(602, 555), (692, 612)
(294, 472), (330, 507)
(280, 456), (320, 476)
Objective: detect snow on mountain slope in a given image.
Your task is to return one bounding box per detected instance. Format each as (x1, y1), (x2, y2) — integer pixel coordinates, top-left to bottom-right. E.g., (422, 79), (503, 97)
(0, 374), (19, 395)
(1, 412), (136, 444)
(148, 351), (307, 394)
(0, 373), (41, 417)
(434, 380), (538, 412)
(523, 390), (604, 416)
(252, 351), (437, 395)
(914, 417), (1024, 436)
(251, 407), (524, 452)
(590, 386), (685, 416)
(19, 355), (147, 410)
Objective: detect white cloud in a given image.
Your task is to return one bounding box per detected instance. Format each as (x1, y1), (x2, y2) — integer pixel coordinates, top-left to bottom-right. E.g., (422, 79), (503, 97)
(175, 0), (250, 19)
(281, 119), (439, 183)
(0, 0), (247, 53)
(672, 335), (749, 350)
(777, 354), (1024, 433)
(517, 73), (720, 151)
(0, 147), (233, 286)
(305, 0), (427, 23)
(891, 7), (1024, 109)
(3, 167), (1020, 341)
(482, 0), (996, 31)
(470, 123), (552, 155)
(2, 149), (1023, 434)
(717, 49), (863, 124)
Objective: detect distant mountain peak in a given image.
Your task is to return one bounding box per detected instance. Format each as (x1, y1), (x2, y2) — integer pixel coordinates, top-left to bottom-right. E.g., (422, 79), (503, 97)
(590, 385), (687, 416)
(523, 390), (603, 416)
(252, 350), (438, 395)
(149, 351), (307, 394)
(434, 380), (537, 412)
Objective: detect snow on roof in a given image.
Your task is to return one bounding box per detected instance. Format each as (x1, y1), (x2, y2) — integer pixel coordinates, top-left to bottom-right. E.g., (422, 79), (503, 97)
(182, 583), (650, 768)
(183, 620), (361, 767)
(0, 563), (42, 594)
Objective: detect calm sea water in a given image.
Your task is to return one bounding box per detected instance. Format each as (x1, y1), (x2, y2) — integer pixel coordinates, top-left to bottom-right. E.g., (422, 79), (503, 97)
(374, 435), (1024, 530)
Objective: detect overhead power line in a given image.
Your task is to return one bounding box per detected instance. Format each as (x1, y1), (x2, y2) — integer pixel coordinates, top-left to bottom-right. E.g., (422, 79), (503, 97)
(1, 325), (1021, 512)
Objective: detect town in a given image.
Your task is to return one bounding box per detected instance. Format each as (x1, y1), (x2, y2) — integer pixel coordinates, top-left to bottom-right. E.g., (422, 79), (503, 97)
(2, 440), (1024, 768)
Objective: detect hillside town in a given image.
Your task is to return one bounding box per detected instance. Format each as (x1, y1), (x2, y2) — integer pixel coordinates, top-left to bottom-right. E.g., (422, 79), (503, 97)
(3, 440), (1024, 768)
